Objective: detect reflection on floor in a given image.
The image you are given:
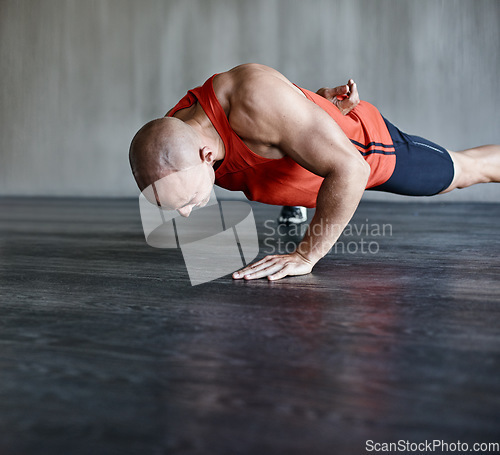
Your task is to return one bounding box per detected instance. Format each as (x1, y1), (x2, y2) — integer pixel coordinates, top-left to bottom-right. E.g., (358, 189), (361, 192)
(0, 197), (499, 454)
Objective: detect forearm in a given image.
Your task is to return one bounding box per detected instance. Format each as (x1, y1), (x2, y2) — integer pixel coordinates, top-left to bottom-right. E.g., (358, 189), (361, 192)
(296, 164), (369, 264)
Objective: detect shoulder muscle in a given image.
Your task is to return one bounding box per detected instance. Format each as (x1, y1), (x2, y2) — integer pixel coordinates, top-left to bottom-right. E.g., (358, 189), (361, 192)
(224, 67), (365, 177)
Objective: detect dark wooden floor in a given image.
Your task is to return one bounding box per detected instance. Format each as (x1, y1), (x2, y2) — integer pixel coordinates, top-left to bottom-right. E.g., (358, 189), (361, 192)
(0, 197), (499, 455)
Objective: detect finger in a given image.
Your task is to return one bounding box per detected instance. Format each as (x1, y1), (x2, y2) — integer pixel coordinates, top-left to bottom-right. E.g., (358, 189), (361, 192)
(348, 80), (359, 100)
(268, 265), (291, 281)
(244, 258), (280, 276)
(316, 87), (335, 101)
(331, 85), (349, 97)
(233, 262), (272, 279)
(318, 85), (347, 101)
(243, 261), (286, 280)
(237, 255), (277, 272)
(232, 256), (278, 279)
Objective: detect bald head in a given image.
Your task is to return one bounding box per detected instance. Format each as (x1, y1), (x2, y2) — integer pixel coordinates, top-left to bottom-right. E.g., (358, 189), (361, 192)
(129, 117), (201, 191)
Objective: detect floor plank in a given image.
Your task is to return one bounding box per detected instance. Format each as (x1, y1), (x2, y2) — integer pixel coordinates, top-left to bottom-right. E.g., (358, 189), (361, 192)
(0, 197), (499, 454)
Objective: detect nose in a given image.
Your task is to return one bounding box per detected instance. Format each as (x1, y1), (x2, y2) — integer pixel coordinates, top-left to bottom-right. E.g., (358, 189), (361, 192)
(177, 206), (193, 217)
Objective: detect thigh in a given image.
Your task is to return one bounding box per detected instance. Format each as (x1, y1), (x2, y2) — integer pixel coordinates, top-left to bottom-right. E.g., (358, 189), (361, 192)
(369, 119), (455, 196)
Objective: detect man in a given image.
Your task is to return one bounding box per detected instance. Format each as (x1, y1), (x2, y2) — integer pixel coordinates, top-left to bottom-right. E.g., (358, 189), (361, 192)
(129, 63), (500, 282)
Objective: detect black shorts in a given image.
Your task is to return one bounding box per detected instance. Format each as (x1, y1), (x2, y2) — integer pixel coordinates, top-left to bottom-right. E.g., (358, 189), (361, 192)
(369, 118), (455, 196)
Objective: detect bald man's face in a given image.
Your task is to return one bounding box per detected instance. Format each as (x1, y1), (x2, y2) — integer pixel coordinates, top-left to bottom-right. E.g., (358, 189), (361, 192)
(145, 163), (215, 217)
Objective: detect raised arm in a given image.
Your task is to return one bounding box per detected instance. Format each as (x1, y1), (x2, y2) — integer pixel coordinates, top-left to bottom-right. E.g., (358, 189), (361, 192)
(232, 74), (370, 281)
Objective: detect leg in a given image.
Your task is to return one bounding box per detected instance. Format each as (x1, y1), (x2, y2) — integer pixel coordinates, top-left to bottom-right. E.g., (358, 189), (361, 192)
(441, 145), (500, 193)
(371, 118), (500, 196)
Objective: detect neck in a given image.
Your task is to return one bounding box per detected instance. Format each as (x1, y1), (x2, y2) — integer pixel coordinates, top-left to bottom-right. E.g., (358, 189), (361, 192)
(174, 104), (225, 164)
(190, 119), (225, 164)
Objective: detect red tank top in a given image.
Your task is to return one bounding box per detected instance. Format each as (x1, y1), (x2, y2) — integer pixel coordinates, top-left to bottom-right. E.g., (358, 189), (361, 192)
(167, 75), (395, 208)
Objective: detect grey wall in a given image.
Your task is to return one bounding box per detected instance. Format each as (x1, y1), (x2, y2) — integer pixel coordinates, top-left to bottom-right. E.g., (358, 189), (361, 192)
(1, 0), (499, 201)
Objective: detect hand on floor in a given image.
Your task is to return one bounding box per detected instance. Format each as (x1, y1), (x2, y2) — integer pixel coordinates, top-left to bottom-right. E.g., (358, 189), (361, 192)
(232, 252), (313, 281)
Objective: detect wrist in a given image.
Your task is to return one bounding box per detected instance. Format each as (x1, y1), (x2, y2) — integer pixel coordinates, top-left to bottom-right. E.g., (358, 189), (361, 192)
(295, 246), (322, 266)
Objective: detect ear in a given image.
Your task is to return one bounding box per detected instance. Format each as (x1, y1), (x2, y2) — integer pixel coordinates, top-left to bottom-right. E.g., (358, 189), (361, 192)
(200, 146), (216, 165)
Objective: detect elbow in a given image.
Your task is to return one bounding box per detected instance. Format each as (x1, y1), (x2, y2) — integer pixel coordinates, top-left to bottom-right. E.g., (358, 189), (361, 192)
(359, 159), (371, 186)
(345, 155), (371, 187)
(322, 154), (371, 189)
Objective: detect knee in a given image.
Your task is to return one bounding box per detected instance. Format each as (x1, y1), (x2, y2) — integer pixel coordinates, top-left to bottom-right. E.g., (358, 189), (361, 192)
(450, 152), (488, 188)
